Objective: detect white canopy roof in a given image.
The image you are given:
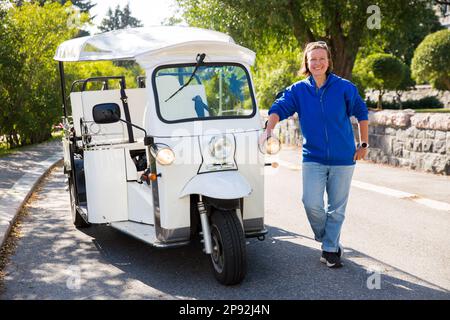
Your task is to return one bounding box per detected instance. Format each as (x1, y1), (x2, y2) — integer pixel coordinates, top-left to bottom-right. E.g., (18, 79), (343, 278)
(54, 26), (255, 65)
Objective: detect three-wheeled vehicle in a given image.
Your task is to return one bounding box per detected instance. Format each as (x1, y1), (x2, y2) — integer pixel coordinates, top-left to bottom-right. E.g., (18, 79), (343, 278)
(54, 26), (280, 285)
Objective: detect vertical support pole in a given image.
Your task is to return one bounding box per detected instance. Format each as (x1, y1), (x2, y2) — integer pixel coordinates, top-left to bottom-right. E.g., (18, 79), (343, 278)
(119, 77), (135, 143)
(58, 61), (67, 118)
(219, 69), (223, 115)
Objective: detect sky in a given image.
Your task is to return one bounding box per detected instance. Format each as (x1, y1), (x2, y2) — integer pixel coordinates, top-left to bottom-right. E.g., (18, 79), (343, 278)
(87, 0), (181, 33)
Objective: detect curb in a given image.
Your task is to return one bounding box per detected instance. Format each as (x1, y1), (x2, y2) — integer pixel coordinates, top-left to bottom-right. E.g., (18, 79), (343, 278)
(0, 156), (63, 249)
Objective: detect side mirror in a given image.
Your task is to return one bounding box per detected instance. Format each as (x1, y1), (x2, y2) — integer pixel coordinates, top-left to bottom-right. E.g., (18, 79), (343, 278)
(92, 103), (121, 124)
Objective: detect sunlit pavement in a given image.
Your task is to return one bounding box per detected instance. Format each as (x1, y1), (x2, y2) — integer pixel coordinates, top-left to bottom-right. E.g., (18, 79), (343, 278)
(1, 149), (449, 299)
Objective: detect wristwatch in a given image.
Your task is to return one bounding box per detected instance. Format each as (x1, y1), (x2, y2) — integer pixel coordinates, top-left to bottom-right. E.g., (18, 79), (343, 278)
(358, 142), (369, 149)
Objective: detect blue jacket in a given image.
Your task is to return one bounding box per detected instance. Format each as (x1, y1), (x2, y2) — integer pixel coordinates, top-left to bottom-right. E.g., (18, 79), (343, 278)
(269, 73), (368, 165)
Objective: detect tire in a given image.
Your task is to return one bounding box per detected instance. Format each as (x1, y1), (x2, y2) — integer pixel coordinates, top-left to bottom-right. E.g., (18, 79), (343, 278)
(68, 176), (89, 228)
(210, 209), (247, 285)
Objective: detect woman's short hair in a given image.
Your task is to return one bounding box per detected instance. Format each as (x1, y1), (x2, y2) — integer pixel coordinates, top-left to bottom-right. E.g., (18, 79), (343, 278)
(300, 41), (333, 76)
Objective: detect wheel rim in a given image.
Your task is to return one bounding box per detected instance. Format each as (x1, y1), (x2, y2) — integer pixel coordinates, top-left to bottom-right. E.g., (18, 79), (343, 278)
(211, 226), (224, 273)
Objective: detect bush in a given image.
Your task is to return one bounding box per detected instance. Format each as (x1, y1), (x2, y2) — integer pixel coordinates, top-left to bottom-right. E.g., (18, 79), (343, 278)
(353, 53), (405, 109)
(0, 2), (88, 148)
(411, 29), (450, 90)
(365, 96), (443, 110)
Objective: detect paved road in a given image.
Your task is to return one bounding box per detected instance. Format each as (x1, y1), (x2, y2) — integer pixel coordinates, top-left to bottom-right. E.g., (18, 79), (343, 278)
(1, 149), (449, 299)
(0, 140), (62, 192)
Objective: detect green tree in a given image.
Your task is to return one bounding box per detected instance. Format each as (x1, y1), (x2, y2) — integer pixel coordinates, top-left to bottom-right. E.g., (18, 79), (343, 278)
(354, 53), (405, 109)
(98, 3), (143, 32)
(411, 29), (450, 91)
(15, 0), (96, 13)
(358, 2), (441, 64)
(176, 0), (439, 80)
(253, 38), (303, 109)
(0, 1), (88, 148)
(65, 61), (140, 95)
(62, 0), (95, 14)
(0, 7), (25, 148)
(59, 0), (97, 36)
(12, 1), (96, 36)
(395, 64), (415, 110)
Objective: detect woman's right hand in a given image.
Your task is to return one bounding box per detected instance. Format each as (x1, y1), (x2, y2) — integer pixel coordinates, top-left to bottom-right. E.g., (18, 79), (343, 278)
(259, 129), (272, 146)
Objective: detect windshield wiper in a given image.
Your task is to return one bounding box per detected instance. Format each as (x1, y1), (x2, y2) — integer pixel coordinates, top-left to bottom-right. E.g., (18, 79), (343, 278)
(165, 53), (206, 102)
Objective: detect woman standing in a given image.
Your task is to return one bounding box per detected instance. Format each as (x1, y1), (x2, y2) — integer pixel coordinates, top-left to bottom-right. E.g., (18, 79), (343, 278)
(264, 41), (369, 268)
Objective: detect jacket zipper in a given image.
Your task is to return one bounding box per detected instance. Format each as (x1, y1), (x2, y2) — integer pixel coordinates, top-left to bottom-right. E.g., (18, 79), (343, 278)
(319, 88), (330, 164)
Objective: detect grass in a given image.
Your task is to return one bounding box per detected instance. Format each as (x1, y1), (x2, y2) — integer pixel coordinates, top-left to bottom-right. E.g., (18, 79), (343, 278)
(0, 142), (16, 158)
(0, 130), (64, 158)
(413, 108), (450, 113)
(50, 130), (64, 140)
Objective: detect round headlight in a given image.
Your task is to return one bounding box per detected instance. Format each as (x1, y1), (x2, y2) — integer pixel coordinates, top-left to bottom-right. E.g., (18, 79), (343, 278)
(264, 136), (281, 155)
(156, 147), (175, 165)
(150, 145), (175, 166)
(210, 136), (232, 161)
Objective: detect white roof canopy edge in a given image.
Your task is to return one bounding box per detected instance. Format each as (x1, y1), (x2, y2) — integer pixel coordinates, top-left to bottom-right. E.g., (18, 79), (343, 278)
(53, 26), (256, 66)
(135, 40), (256, 68)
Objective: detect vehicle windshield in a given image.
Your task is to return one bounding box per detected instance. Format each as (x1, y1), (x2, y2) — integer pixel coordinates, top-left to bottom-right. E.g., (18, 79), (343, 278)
(153, 64), (256, 122)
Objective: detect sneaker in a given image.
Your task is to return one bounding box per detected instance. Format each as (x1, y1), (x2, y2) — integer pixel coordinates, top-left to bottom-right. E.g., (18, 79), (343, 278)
(320, 251), (343, 268)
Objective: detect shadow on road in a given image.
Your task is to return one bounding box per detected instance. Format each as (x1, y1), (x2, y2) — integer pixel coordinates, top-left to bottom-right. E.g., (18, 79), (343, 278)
(70, 223), (448, 300)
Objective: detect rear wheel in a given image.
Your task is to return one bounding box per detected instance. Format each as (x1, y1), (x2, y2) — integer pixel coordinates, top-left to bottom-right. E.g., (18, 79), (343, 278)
(68, 175), (89, 228)
(210, 209), (247, 285)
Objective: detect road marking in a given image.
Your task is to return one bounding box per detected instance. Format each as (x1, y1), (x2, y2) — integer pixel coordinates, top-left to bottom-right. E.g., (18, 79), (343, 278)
(351, 180), (414, 198)
(276, 158), (450, 212)
(352, 181), (450, 211)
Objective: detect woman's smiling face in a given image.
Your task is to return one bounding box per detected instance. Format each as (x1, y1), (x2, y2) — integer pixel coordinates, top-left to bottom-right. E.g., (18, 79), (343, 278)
(307, 48), (329, 77)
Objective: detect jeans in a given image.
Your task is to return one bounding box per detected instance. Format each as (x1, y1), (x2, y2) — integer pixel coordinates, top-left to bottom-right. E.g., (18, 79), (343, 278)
(302, 162), (355, 253)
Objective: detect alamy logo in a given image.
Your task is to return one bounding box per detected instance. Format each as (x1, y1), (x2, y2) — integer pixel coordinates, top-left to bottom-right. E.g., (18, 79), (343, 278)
(66, 6), (82, 30)
(66, 265), (81, 290)
(366, 267), (382, 290)
(367, 5), (381, 30)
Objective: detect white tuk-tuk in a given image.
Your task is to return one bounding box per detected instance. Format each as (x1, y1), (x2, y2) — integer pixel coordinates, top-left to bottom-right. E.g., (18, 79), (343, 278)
(54, 26), (280, 285)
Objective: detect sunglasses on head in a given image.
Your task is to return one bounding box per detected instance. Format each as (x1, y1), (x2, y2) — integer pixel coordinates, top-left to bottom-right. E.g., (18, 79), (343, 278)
(308, 41), (328, 47)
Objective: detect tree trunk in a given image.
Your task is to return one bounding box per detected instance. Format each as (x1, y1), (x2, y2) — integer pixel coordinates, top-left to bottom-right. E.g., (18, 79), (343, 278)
(442, 77), (450, 91)
(396, 91), (403, 110)
(378, 91), (384, 110)
(331, 49), (357, 80)
(328, 25), (361, 80)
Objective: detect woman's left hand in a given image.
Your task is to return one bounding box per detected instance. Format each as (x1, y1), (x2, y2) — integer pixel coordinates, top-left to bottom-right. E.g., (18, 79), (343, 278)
(353, 148), (367, 161)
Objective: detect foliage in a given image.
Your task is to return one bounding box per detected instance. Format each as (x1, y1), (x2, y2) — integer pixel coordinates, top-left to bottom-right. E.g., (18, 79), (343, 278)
(252, 38), (303, 109)
(98, 3), (143, 32)
(10, 0), (95, 35)
(397, 64), (415, 92)
(394, 63), (416, 109)
(0, 1), (88, 148)
(176, 0), (440, 80)
(353, 53), (405, 109)
(12, 0), (96, 13)
(365, 96), (443, 110)
(411, 29), (450, 91)
(59, 0), (95, 13)
(65, 61), (143, 98)
(358, 2), (441, 65)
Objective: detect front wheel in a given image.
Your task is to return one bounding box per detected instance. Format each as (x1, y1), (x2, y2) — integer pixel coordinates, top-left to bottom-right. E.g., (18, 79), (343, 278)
(210, 209), (247, 285)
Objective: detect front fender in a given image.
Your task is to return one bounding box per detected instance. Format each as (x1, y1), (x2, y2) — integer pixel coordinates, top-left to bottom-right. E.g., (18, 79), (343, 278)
(179, 171), (252, 199)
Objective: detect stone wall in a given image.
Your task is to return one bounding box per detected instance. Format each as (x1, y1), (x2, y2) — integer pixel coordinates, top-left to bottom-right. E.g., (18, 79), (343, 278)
(363, 110), (450, 175)
(365, 85), (450, 109)
(260, 110), (450, 175)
